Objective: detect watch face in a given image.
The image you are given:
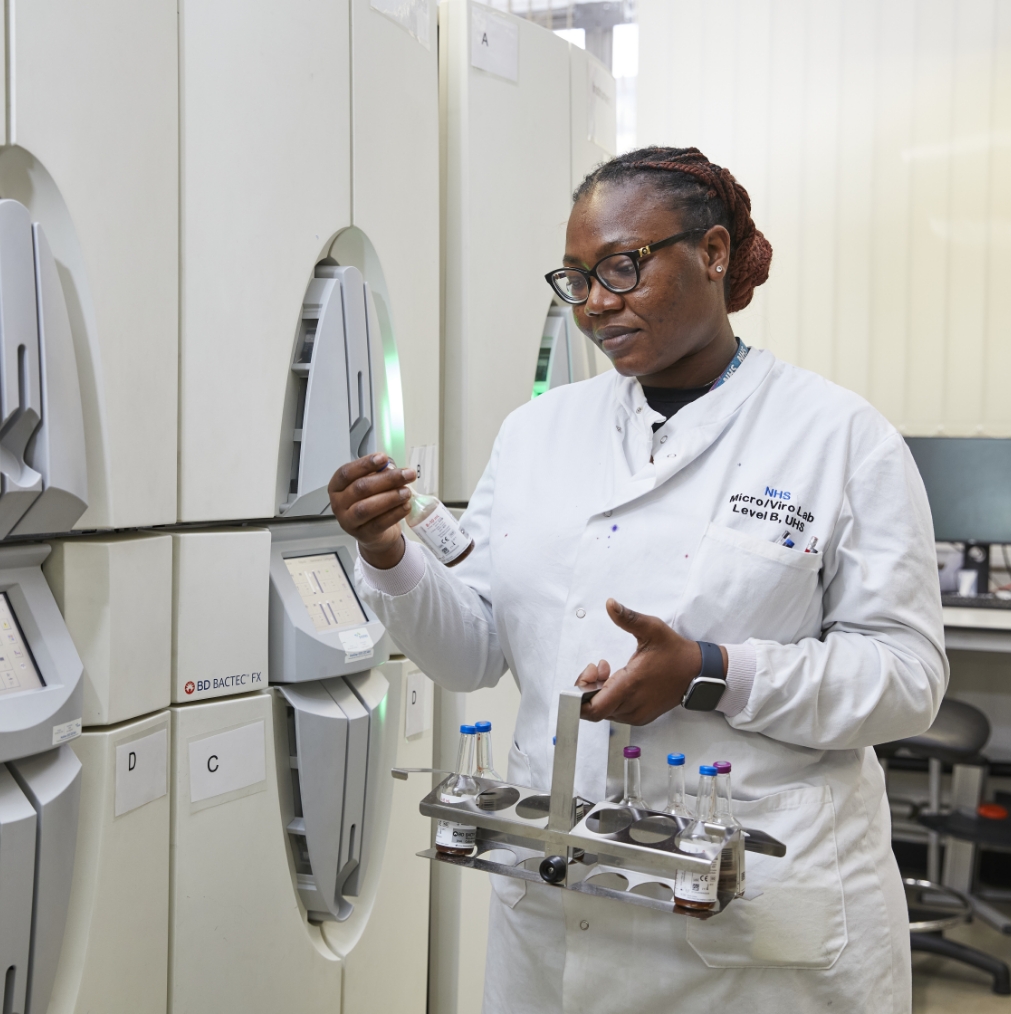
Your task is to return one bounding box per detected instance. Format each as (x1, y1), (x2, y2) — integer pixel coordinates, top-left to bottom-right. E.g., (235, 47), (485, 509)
(683, 677), (727, 712)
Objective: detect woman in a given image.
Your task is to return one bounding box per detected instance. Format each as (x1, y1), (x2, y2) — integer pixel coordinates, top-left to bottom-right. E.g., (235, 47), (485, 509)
(330, 147), (946, 1013)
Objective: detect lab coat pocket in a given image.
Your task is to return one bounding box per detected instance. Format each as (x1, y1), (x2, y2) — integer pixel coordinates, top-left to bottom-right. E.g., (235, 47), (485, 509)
(507, 739), (533, 789)
(676, 522), (822, 644)
(686, 784), (847, 969)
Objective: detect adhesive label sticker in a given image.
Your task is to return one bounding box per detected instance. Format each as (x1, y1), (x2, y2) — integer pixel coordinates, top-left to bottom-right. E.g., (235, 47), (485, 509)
(471, 5), (519, 83)
(371, 0), (431, 48)
(53, 717), (81, 746)
(339, 627), (374, 662)
(188, 721), (266, 803)
(115, 728), (168, 816)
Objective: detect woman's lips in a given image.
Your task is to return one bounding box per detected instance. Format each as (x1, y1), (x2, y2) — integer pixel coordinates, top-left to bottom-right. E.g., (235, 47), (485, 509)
(598, 329), (640, 352)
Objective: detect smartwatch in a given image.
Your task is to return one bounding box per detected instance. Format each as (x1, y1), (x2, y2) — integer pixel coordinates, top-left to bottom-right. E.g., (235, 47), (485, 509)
(681, 641), (727, 711)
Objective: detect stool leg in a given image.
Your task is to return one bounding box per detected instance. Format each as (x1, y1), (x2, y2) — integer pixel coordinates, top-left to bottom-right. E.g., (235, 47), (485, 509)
(927, 757), (941, 883)
(911, 932), (1011, 995)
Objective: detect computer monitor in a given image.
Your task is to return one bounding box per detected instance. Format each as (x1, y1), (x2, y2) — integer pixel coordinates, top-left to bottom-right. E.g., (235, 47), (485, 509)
(906, 437), (1011, 597)
(905, 438), (1011, 544)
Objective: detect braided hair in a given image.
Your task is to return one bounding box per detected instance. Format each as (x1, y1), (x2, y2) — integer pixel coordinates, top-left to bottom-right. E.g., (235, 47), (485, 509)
(573, 146), (773, 313)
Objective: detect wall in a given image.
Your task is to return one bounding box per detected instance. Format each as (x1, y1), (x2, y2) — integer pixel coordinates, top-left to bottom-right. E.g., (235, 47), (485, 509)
(638, 0), (1011, 436)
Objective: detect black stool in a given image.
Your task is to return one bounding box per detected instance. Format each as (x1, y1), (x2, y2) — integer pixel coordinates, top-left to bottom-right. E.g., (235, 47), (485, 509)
(879, 698), (1011, 996)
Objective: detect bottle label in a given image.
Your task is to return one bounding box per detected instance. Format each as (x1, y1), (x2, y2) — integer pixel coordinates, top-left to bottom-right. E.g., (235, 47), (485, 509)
(436, 790), (476, 847)
(414, 503), (472, 565)
(675, 854), (720, 903)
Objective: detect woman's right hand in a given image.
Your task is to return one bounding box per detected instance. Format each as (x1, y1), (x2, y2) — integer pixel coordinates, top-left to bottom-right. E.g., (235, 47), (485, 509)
(328, 454), (417, 569)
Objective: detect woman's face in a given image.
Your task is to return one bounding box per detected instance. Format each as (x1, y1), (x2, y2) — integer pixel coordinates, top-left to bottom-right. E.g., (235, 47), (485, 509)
(565, 181), (732, 380)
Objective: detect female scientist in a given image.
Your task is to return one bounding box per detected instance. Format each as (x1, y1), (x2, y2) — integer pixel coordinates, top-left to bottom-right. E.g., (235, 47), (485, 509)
(329, 147), (947, 1013)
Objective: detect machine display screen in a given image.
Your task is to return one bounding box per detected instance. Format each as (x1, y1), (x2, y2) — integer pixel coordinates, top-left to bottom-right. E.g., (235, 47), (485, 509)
(0, 593), (44, 695)
(285, 553), (368, 632)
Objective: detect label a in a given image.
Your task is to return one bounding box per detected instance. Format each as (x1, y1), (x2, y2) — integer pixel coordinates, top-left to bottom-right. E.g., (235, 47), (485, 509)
(53, 717), (82, 746)
(470, 5), (519, 83)
(115, 728), (168, 816)
(188, 721), (266, 803)
(413, 503), (471, 564)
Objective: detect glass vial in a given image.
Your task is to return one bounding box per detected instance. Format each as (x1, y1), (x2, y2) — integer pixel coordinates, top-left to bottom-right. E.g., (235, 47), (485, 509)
(664, 753), (690, 818)
(673, 765), (722, 911)
(714, 760), (745, 897)
(474, 721), (502, 780)
(435, 724), (478, 855)
(621, 746), (648, 809)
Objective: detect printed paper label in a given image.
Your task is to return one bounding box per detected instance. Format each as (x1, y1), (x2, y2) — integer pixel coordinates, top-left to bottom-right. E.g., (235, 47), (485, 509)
(436, 790), (476, 847)
(675, 853), (720, 903)
(53, 717), (82, 746)
(188, 721), (266, 803)
(115, 728), (168, 816)
(371, 0), (431, 48)
(414, 503), (471, 564)
(339, 627), (374, 663)
(471, 5), (519, 82)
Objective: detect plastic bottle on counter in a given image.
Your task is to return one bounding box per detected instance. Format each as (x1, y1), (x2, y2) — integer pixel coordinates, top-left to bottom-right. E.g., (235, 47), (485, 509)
(673, 765), (722, 911)
(620, 745), (648, 809)
(713, 760), (745, 898)
(385, 461), (474, 566)
(663, 753), (690, 818)
(474, 720), (502, 780)
(435, 724), (478, 855)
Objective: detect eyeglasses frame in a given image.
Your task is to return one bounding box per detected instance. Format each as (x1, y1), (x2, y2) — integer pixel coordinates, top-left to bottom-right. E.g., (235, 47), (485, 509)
(544, 227), (709, 305)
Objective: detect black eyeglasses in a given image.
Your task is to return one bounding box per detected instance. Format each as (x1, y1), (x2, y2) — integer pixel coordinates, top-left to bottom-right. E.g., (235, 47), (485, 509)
(544, 228), (707, 305)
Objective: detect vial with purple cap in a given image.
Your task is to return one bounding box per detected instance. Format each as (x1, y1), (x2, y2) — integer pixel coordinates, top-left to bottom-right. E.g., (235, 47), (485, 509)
(673, 765), (722, 910)
(714, 760), (745, 897)
(621, 745), (647, 809)
(435, 724), (478, 855)
(664, 753), (690, 818)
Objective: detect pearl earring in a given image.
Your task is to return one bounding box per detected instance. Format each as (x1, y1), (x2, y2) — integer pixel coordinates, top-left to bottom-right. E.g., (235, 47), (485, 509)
(716, 265), (724, 273)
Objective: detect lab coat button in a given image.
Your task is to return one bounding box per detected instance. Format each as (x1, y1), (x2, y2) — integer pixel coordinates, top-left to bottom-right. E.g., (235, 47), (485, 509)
(580, 920), (590, 931)
(603, 510), (612, 517)
(616, 424), (622, 432)
(660, 435), (668, 443)
(636, 406), (642, 413)
(576, 608), (586, 619)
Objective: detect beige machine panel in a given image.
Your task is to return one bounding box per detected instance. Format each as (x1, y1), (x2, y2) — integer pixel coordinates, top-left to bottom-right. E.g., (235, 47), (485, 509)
(0, 0), (179, 528)
(440, 0), (572, 502)
(45, 534), (172, 725)
(172, 529), (269, 703)
(178, 0), (353, 522)
(49, 711), (170, 1014)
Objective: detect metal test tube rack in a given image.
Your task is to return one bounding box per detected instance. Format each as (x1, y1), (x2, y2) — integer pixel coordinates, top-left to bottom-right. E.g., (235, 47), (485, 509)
(395, 688), (786, 917)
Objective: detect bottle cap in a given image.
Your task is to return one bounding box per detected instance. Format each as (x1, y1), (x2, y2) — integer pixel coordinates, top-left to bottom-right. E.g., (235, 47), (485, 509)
(475, 721), (492, 732)
(623, 746), (641, 759)
(667, 753), (685, 766)
(699, 764), (717, 776)
(461, 724), (476, 735)
(714, 761), (732, 773)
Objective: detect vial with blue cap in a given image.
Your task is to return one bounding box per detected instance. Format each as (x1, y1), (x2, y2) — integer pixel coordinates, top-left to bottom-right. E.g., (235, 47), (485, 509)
(435, 724), (478, 855)
(664, 753), (690, 818)
(474, 720), (502, 780)
(673, 765), (722, 910)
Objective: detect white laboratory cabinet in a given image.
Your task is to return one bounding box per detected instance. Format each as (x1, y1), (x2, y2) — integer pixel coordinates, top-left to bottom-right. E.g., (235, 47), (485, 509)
(48, 710), (170, 1014)
(440, 0), (580, 503)
(0, 1), (178, 530)
(178, 0), (441, 524)
(168, 654), (427, 1014)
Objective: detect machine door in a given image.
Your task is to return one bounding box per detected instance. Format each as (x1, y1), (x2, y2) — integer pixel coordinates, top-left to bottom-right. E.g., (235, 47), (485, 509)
(0, 764), (36, 1014)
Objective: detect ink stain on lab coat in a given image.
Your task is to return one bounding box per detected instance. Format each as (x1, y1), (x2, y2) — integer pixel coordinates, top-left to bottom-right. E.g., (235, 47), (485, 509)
(611, 525), (618, 532)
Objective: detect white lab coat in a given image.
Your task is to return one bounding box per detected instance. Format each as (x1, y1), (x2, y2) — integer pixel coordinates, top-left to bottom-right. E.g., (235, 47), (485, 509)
(356, 348), (947, 1014)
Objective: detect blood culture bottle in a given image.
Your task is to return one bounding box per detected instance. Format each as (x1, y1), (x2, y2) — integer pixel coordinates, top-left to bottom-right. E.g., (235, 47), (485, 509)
(384, 461), (474, 566)
(664, 753), (690, 818)
(474, 721), (502, 780)
(435, 725), (478, 855)
(713, 760), (745, 898)
(673, 765), (722, 911)
(621, 746), (648, 809)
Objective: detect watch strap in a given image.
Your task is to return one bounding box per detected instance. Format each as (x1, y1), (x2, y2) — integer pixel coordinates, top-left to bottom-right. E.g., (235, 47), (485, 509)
(681, 641), (727, 711)
(697, 641), (724, 680)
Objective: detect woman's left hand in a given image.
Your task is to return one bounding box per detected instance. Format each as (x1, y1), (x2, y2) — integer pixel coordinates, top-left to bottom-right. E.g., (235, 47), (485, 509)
(576, 599), (727, 726)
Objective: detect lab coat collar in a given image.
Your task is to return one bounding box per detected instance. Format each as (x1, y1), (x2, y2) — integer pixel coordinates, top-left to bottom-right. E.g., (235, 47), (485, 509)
(604, 347), (775, 513)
